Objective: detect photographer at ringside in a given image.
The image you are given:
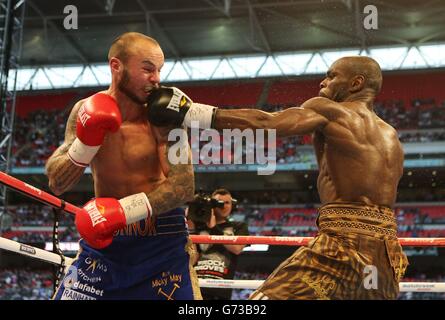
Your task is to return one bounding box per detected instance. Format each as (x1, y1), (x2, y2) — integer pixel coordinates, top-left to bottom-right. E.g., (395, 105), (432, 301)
(187, 188), (249, 300)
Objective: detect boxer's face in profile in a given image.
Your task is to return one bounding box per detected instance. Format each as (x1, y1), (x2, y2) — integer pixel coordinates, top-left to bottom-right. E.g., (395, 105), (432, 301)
(118, 42), (164, 105)
(213, 194), (233, 220)
(319, 60), (351, 102)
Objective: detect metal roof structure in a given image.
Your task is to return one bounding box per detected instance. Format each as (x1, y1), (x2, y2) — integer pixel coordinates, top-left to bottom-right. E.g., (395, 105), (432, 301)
(22, 0), (445, 66)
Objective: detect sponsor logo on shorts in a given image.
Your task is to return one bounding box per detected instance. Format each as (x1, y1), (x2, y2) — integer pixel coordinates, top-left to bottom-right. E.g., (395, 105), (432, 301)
(84, 256), (108, 273)
(71, 281), (104, 297)
(152, 271), (183, 288)
(19, 244), (36, 255)
(152, 271), (183, 300)
(114, 216), (157, 237)
(61, 288), (96, 300)
(78, 268), (102, 283)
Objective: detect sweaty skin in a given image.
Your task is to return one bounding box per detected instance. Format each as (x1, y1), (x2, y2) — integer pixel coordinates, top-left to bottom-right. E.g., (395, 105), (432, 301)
(212, 56), (403, 208)
(45, 33), (194, 215)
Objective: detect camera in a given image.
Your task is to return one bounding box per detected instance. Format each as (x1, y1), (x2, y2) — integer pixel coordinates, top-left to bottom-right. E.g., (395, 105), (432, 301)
(187, 191), (225, 224)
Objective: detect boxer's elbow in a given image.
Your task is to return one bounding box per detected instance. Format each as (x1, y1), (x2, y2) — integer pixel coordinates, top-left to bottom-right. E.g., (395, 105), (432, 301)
(48, 179), (64, 196)
(46, 167), (61, 195)
(170, 170), (195, 204)
(47, 167), (82, 196)
(252, 111), (275, 130)
(45, 158), (66, 195)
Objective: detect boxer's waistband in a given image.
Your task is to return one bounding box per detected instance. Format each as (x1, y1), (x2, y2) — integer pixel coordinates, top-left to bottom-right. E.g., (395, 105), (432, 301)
(317, 202), (398, 240)
(114, 207), (188, 238)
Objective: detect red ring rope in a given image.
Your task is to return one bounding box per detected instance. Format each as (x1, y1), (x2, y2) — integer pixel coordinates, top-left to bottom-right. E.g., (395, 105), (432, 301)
(190, 235), (445, 247)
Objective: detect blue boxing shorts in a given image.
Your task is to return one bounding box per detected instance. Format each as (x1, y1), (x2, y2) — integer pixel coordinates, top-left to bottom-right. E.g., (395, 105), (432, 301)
(53, 208), (201, 300)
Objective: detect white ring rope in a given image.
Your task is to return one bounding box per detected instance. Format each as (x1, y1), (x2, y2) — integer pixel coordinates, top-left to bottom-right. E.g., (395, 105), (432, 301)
(0, 236), (74, 266)
(2, 236), (444, 293)
(198, 279), (445, 293)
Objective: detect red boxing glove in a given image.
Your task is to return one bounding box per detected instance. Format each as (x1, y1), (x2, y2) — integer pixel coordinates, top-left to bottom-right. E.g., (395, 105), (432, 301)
(68, 93), (122, 167)
(75, 198), (126, 249)
(75, 193), (152, 249)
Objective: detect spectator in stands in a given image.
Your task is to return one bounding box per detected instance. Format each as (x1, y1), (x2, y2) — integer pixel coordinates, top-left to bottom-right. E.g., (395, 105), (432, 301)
(10, 96), (445, 167)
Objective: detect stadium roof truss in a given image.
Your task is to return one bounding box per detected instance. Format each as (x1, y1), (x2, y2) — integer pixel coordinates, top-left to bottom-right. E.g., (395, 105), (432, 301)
(11, 42), (445, 90)
(13, 0), (445, 90)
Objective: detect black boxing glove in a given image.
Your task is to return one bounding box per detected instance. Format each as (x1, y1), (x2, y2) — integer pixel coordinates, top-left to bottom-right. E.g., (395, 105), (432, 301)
(146, 86), (217, 129)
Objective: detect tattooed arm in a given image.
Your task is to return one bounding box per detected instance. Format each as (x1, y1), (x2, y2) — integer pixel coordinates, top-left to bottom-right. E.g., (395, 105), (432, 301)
(45, 101), (86, 195)
(147, 126), (195, 216)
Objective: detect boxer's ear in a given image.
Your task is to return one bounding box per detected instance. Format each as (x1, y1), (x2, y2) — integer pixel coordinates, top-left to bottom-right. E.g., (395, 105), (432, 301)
(350, 74), (365, 93)
(109, 57), (123, 74)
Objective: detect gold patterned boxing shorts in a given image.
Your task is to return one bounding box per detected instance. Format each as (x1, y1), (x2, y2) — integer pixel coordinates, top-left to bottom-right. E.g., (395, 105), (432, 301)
(250, 202), (409, 300)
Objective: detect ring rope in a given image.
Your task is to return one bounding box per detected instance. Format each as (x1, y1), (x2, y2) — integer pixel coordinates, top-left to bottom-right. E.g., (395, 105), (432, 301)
(1, 171), (443, 248)
(0, 170), (80, 216)
(190, 235), (445, 247)
(198, 279), (445, 293)
(1, 236), (443, 293)
(0, 236), (74, 266)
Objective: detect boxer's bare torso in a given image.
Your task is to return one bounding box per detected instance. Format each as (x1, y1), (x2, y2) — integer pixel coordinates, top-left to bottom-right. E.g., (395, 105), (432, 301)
(46, 94), (192, 217)
(87, 98), (168, 199)
(213, 98), (403, 209)
(312, 100), (403, 207)
(51, 93), (168, 200)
